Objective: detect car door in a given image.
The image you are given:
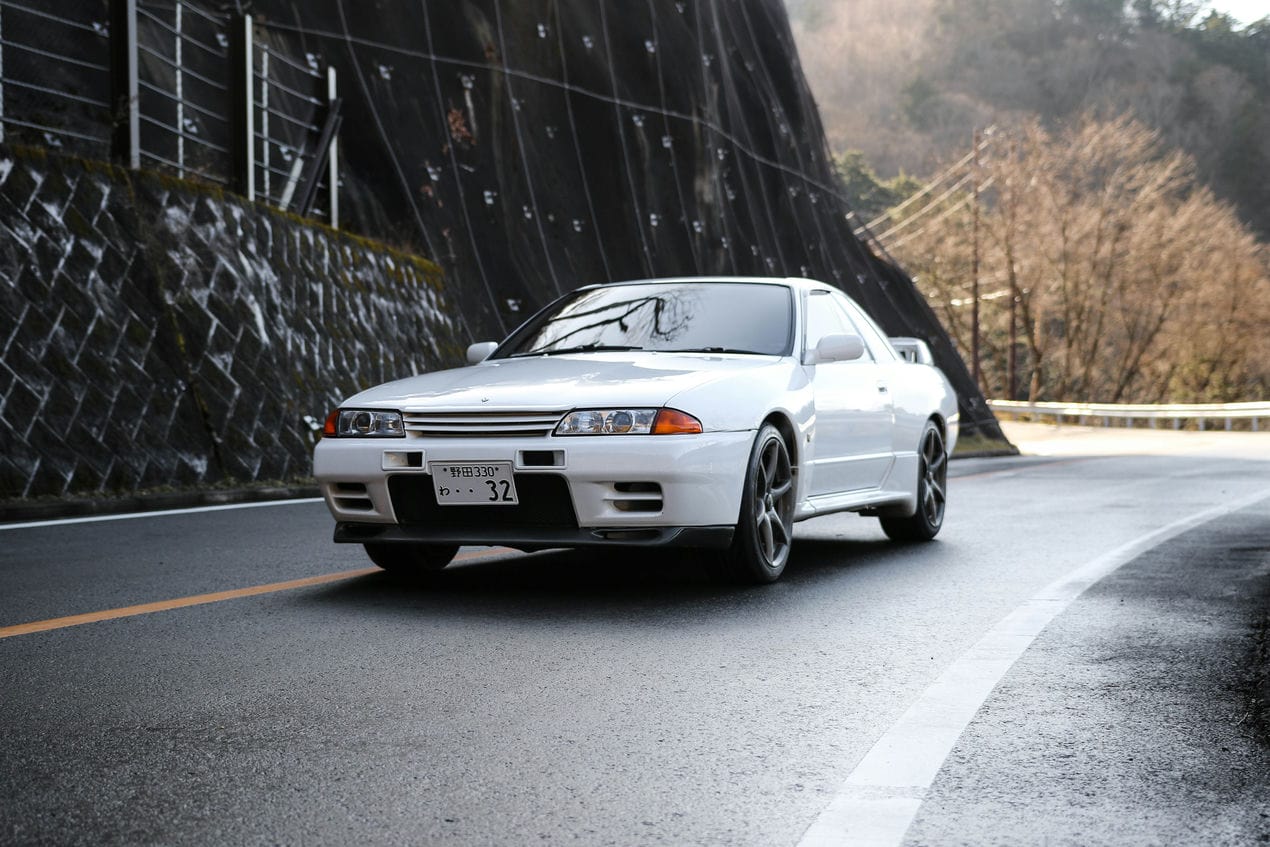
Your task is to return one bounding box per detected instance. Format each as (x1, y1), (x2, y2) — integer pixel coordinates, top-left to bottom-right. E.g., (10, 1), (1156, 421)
(804, 290), (895, 496)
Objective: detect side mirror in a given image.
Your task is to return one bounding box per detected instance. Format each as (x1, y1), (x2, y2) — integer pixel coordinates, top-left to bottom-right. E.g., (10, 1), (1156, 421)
(466, 341), (499, 364)
(811, 333), (866, 364)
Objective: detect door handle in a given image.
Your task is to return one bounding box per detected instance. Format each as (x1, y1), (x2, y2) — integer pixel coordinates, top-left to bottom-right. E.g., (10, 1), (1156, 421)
(877, 383), (889, 393)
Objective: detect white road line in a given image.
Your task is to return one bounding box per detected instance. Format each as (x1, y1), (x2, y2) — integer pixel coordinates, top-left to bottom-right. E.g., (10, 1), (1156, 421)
(797, 486), (1270, 847)
(0, 498), (326, 531)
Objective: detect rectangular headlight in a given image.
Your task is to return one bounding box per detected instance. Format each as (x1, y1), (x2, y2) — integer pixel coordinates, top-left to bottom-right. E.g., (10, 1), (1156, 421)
(327, 409), (406, 437)
(555, 409), (658, 435)
(554, 408), (702, 435)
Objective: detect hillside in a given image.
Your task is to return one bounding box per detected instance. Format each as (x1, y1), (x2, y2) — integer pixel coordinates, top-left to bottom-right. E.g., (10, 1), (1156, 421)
(787, 0), (1270, 238)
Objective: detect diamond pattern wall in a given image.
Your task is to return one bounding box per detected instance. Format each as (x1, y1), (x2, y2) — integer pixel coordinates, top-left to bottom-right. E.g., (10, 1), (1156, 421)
(0, 147), (462, 500)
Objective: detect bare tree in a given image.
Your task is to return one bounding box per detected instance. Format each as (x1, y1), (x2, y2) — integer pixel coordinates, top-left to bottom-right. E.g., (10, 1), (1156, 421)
(893, 115), (1270, 403)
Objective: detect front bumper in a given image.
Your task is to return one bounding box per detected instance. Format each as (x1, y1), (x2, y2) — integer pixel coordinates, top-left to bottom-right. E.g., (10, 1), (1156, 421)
(313, 429), (755, 547)
(333, 521), (735, 551)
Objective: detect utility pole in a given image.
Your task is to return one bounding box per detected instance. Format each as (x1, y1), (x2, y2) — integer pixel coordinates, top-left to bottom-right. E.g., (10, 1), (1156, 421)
(971, 128), (981, 390)
(1007, 139), (1018, 401)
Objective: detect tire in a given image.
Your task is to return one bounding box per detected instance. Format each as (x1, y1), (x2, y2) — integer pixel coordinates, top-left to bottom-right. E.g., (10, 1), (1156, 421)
(363, 542), (459, 574)
(880, 420), (947, 542)
(722, 424), (796, 583)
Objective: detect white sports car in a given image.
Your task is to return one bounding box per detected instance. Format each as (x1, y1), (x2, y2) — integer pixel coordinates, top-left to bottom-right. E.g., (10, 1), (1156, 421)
(315, 277), (959, 583)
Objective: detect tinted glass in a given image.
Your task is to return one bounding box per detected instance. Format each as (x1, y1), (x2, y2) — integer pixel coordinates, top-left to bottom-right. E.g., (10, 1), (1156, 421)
(805, 291), (855, 355)
(500, 282), (794, 357)
(835, 294), (897, 362)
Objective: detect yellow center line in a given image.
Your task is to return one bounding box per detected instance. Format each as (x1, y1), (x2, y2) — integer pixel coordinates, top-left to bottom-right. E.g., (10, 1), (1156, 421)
(0, 547), (512, 641)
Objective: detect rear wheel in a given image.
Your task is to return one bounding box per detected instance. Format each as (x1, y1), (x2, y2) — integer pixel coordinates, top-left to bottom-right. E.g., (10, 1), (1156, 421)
(880, 420), (947, 542)
(363, 542), (459, 574)
(722, 424), (795, 583)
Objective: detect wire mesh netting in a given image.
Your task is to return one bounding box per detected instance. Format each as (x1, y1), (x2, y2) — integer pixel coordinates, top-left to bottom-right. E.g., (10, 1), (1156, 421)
(0, 0), (998, 434)
(254, 0), (995, 432)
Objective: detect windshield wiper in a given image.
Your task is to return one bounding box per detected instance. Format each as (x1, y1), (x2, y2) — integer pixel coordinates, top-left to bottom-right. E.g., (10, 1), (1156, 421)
(661, 347), (768, 355)
(510, 344), (645, 358)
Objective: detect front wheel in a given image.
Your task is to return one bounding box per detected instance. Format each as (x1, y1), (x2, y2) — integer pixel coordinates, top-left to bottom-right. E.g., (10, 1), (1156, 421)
(721, 424), (796, 583)
(363, 542), (460, 574)
(879, 420), (947, 542)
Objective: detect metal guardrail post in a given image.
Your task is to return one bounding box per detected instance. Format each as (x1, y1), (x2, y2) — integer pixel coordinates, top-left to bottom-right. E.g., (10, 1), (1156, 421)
(110, 0), (140, 168)
(987, 399), (1270, 431)
(229, 12), (255, 200)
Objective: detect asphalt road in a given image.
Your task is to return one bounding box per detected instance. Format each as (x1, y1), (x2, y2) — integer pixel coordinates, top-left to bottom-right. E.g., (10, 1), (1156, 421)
(2, 424), (1268, 846)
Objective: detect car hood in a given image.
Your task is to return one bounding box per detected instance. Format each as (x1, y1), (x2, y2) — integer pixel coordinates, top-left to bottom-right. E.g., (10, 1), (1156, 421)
(343, 352), (786, 411)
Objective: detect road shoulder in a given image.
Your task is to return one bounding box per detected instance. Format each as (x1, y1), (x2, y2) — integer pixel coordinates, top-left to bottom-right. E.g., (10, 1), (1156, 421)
(904, 501), (1270, 846)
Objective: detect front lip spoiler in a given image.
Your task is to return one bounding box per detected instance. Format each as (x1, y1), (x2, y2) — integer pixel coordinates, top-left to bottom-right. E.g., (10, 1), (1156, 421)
(333, 522), (734, 552)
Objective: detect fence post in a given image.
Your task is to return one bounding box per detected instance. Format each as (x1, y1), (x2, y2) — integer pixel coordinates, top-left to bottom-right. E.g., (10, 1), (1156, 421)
(1, 4), (6, 145)
(110, 0), (140, 168)
(327, 66), (339, 228)
(229, 13), (255, 200)
(174, 0), (183, 177)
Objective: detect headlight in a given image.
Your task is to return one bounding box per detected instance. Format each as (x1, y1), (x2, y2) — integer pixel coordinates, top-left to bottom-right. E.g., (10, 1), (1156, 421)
(322, 409), (406, 437)
(554, 408), (702, 435)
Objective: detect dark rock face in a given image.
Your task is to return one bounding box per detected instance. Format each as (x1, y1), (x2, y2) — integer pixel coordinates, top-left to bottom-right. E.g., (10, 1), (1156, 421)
(0, 0), (998, 501)
(0, 150), (462, 499)
(256, 0), (992, 430)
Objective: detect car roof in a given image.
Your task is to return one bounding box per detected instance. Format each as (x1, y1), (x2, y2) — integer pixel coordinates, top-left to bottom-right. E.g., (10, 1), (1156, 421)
(579, 275), (834, 294)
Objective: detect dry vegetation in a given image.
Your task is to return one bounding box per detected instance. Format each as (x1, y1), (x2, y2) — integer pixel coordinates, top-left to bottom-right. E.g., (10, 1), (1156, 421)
(787, 0), (1270, 403)
(895, 117), (1270, 403)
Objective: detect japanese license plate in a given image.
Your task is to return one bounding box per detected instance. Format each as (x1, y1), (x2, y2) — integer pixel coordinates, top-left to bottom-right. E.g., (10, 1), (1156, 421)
(429, 462), (518, 505)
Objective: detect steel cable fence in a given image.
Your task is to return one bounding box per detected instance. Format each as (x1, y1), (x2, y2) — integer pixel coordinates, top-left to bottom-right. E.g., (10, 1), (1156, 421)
(0, 2), (111, 152)
(0, 0), (338, 225)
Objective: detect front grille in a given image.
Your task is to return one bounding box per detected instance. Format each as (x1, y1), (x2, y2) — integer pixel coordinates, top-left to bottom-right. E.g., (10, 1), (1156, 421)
(402, 410), (566, 438)
(388, 474), (578, 529)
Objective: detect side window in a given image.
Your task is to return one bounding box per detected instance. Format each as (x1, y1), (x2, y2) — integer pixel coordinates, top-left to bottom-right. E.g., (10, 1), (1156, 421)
(805, 291), (851, 354)
(834, 294), (896, 362)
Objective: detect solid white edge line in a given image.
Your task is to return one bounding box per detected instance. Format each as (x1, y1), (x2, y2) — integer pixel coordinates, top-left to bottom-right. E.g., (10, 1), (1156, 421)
(0, 498), (326, 531)
(796, 486), (1270, 847)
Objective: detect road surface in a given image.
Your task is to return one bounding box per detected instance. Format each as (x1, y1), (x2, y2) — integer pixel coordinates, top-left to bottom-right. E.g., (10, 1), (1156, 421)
(2, 423), (1268, 845)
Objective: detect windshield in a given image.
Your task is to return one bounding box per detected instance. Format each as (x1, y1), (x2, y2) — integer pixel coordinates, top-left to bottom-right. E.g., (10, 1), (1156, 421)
(498, 282), (794, 358)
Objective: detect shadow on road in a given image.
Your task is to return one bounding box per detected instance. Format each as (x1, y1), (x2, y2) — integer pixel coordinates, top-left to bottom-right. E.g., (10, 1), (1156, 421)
(299, 532), (930, 623)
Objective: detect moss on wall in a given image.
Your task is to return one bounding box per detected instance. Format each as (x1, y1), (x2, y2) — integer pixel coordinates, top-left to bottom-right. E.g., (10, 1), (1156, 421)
(0, 145), (462, 499)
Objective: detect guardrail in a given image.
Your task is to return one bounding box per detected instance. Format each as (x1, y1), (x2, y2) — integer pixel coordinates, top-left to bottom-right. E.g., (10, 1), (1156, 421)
(988, 400), (1268, 432)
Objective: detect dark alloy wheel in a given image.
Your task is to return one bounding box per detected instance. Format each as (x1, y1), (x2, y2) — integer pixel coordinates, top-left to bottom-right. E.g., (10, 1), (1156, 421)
(363, 542), (460, 574)
(880, 420), (947, 542)
(724, 423), (796, 583)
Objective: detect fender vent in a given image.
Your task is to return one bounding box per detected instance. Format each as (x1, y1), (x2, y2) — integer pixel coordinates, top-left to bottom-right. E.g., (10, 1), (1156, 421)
(331, 482), (374, 511)
(611, 481), (663, 513)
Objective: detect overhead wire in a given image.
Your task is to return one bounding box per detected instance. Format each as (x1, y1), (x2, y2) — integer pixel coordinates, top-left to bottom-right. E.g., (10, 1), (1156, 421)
(861, 135), (991, 231)
(871, 172), (976, 242)
(492, 0), (562, 297)
(550, 0), (614, 282)
(597, 0), (655, 276)
(261, 16), (869, 217)
(645, 0), (703, 273)
(418, 0), (496, 338)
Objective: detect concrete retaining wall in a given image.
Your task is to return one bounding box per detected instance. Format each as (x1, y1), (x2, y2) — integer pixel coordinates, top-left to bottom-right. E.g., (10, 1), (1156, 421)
(0, 146), (461, 500)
